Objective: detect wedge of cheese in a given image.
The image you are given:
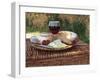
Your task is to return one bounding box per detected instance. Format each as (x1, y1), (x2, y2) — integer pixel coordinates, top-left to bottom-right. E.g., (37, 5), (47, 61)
(48, 39), (67, 48)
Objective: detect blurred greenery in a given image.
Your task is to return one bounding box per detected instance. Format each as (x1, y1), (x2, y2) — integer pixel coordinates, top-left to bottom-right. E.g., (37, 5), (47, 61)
(26, 12), (89, 44)
(72, 20), (89, 43)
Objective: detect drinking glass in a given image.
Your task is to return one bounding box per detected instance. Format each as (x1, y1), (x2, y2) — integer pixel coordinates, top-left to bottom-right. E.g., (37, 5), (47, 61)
(48, 21), (60, 34)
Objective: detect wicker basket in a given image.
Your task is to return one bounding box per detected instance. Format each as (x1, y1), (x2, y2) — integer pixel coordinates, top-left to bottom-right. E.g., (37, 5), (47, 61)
(26, 39), (89, 67)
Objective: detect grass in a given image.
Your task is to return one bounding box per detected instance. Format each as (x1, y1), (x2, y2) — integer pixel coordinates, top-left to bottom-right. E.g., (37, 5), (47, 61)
(72, 20), (89, 44)
(26, 26), (49, 33)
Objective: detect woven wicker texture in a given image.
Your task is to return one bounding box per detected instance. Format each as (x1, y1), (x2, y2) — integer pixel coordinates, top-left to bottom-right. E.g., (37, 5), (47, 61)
(26, 39), (89, 67)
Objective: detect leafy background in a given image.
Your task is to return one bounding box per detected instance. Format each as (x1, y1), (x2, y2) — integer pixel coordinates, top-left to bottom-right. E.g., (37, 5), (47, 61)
(26, 12), (89, 44)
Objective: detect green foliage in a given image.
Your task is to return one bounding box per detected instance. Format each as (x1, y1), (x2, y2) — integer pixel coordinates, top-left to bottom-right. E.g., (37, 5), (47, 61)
(60, 19), (73, 31)
(26, 26), (49, 33)
(48, 14), (59, 21)
(72, 20), (89, 44)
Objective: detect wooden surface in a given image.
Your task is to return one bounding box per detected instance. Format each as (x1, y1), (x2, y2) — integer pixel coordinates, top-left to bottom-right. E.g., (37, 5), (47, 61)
(26, 39), (89, 67)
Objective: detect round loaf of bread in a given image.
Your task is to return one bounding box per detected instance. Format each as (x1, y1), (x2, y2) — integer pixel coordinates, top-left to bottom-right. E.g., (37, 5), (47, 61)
(56, 31), (78, 45)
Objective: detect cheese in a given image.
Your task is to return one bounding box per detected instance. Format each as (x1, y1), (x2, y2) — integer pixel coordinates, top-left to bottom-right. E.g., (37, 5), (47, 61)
(48, 39), (67, 48)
